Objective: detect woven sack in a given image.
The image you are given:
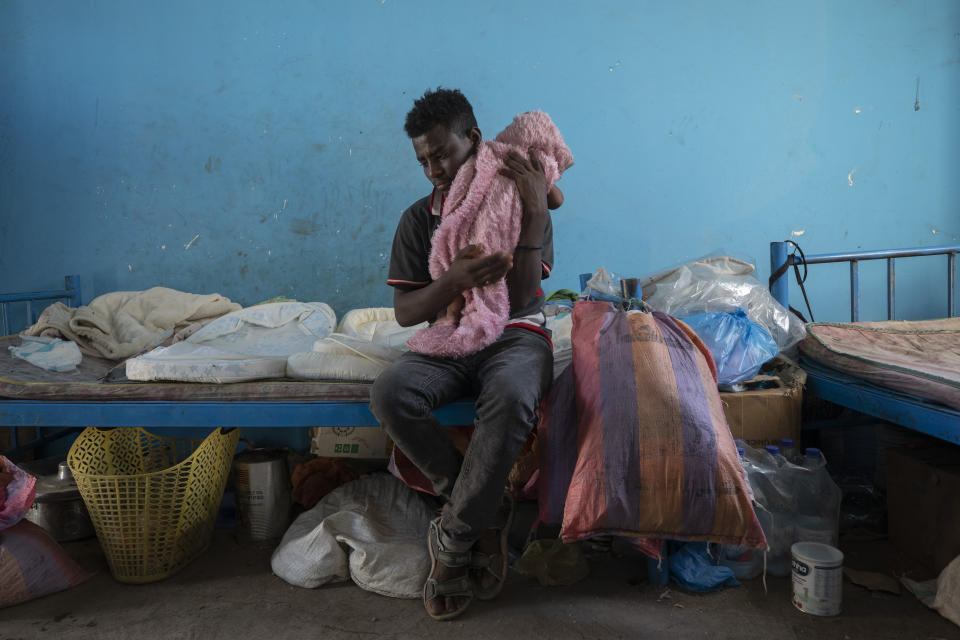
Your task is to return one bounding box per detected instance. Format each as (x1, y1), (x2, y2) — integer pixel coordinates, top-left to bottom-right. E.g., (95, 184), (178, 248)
(1, 520), (92, 608)
(537, 301), (766, 556)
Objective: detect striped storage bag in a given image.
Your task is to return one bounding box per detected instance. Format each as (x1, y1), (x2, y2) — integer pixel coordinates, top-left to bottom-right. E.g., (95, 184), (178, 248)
(537, 301), (766, 556)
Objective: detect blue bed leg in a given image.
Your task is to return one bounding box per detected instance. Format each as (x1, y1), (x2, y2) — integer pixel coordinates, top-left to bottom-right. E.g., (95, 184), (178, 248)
(66, 274), (82, 307)
(769, 241), (789, 309)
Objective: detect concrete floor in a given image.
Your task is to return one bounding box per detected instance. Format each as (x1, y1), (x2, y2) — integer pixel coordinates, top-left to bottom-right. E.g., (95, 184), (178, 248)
(3, 523), (958, 640)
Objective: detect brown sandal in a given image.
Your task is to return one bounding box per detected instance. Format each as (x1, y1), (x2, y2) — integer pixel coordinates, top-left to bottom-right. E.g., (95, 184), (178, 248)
(424, 518), (474, 621)
(471, 492), (515, 601)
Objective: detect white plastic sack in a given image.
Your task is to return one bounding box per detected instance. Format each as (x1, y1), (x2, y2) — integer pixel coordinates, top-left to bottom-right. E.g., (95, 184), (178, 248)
(635, 257), (806, 352)
(270, 473), (436, 599)
(287, 334), (403, 382)
(186, 301), (336, 355)
(126, 301), (336, 382)
(934, 555), (960, 627)
(337, 307), (426, 350)
(9, 336), (82, 372)
(901, 554), (960, 628)
(546, 312), (573, 380)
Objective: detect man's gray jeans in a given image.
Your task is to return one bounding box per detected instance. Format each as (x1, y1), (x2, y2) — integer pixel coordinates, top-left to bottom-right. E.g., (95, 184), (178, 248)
(370, 327), (553, 552)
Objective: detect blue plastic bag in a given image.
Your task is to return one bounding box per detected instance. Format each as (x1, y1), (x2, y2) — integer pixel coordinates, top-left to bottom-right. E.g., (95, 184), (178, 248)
(680, 309), (778, 385)
(668, 542), (739, 592)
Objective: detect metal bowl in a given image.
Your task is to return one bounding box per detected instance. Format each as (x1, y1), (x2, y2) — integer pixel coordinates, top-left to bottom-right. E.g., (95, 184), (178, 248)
(20, 458), (95, 542)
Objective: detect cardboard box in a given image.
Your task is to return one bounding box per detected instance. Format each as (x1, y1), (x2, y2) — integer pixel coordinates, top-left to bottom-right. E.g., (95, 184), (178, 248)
(309, 426), (392, 459)
(886, 446), (960, 575)
(719, 359), (806, 448)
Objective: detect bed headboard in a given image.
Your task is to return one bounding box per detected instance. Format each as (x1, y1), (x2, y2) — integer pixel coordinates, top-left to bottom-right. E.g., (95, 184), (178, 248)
(770, 242), (959, 322)
(0, 275), (81, 335)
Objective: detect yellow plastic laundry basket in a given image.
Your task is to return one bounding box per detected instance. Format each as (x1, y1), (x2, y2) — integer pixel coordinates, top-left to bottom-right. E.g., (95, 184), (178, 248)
(67, 426), (240, 583)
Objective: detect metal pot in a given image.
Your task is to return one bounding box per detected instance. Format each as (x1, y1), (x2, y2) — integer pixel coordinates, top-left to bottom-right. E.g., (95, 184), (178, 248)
(22, 459), (95, 542)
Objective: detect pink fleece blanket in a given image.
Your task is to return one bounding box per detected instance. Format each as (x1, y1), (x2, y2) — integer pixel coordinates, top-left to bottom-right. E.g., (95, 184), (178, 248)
(406, 111), (574, 358)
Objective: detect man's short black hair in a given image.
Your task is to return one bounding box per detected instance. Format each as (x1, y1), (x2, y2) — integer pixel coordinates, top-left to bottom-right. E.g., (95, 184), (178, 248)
(404, 87), (478, 139)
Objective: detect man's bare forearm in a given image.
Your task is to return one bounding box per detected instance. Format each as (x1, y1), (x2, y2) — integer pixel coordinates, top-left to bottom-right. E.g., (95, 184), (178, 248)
(393, 275), (462, 327)
(506, 208), (548, 313)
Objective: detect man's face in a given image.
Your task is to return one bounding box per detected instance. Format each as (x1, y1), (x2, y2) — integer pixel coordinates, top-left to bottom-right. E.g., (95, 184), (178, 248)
(412, 124), (479, 195)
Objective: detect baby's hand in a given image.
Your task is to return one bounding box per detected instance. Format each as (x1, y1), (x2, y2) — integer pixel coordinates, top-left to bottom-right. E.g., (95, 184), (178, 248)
(435, 294), (466, 326)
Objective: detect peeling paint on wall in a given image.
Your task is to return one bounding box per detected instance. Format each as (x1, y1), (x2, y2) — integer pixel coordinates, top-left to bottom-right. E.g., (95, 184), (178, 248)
(184, 234), (200, 250)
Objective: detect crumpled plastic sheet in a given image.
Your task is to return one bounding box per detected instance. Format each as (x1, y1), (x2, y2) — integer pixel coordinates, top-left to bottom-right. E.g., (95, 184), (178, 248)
(669, 542), (739, 592)
(515, 539), (590, 587)
(680, 309), (779, 385)
(590, 256), (806, 352)
(9, 336), (82, 372)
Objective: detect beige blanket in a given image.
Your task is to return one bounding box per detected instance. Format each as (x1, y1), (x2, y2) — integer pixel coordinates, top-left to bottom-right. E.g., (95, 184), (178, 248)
(23, 288), (241, 360)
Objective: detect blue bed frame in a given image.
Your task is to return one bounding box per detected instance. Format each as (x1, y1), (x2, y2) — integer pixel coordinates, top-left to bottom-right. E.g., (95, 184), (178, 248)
(769, 241), (960, 446)
(0, 276), (475, 457)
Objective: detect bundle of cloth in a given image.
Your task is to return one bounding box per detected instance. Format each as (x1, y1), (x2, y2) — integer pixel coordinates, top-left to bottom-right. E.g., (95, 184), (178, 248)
(22, 288), (241, 360)
(406, 110), (574, 358)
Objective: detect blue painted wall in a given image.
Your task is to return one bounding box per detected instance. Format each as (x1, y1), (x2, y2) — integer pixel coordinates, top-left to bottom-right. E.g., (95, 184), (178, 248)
(2, 1), (958, 327)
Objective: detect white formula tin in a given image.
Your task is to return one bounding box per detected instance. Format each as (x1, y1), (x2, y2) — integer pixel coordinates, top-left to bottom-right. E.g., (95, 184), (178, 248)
(791, 541), (844, 616)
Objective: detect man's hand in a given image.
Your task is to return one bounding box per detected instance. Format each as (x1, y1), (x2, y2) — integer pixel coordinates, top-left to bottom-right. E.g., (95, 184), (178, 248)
(499, 149), (548, 218)
(393, 244), (513, 327)
(447, 244), (513, 289)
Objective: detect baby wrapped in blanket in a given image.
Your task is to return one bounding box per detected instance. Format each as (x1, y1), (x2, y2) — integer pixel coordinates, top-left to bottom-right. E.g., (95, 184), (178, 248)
(406, 110), (573, 358)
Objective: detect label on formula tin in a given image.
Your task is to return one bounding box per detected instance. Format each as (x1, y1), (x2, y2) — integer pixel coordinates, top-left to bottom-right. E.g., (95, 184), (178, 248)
(792, 556), (842, 616)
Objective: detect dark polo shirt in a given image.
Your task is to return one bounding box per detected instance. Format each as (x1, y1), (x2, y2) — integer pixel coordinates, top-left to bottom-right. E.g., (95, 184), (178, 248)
(386, 189), (553, 323)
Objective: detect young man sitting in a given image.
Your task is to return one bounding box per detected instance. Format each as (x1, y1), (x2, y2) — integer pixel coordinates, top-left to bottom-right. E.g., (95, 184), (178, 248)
(370, 87), (556, 620)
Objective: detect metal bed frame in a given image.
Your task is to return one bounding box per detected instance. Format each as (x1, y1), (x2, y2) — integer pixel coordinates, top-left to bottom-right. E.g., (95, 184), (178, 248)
(769, 241), (960, 446)
(0, 276), (475, 457)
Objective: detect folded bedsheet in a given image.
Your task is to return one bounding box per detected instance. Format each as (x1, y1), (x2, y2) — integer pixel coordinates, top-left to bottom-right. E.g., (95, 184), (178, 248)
(800, 317), (960, 410)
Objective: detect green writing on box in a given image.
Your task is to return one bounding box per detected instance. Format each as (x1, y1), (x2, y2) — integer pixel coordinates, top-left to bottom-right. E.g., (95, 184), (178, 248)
(333, 444), (360, 454)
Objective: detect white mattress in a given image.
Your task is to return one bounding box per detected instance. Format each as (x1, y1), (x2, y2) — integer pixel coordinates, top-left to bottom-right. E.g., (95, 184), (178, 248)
(126, 301), (336, 383)
(125, 343), (288, 383)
